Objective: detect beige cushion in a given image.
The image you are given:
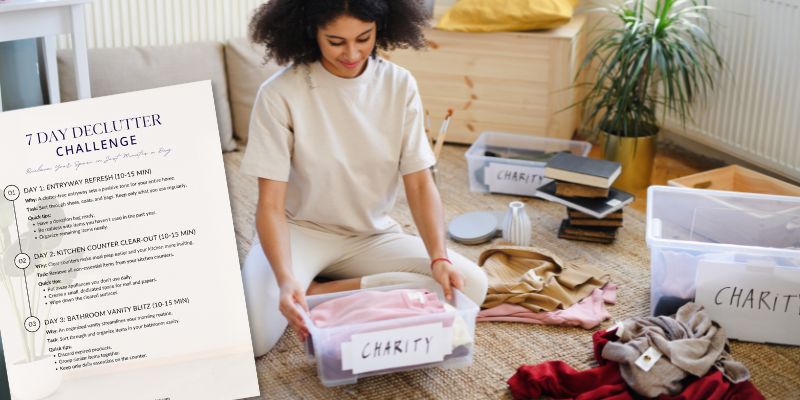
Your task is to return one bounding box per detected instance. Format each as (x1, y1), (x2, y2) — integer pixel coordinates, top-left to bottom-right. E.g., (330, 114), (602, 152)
(58, 42), (236, 151)
(225, 37), (283, 144)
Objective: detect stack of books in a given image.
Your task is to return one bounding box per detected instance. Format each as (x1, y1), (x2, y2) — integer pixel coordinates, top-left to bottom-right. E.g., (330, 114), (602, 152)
(535, 153), (633, 244)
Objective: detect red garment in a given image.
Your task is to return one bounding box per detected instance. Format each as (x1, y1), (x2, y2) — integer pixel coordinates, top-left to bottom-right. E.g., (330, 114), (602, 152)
(508, 361), (627, 400)
(592, 328), (618, 365)
(508, 329), (764, 400)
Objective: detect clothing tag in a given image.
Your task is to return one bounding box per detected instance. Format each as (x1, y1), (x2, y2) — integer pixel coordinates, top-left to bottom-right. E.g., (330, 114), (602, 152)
(612, 321), (625, 337)
(407, 291), (427, 304)
(634, 346), (663, 372)
(525, 270), (545, 285)
(606, 199), (622, 207)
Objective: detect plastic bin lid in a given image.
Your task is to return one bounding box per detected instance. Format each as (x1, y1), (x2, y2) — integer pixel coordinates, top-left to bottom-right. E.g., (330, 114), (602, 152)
(646, 185), (800, 255)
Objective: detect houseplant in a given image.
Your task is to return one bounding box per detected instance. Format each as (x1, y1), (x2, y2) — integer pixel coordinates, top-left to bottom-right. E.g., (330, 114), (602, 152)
(576, 0), (723, 191)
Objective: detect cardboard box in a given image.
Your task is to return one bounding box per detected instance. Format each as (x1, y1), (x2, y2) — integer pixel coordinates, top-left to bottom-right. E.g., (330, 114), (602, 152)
(668, 165), (800, 196)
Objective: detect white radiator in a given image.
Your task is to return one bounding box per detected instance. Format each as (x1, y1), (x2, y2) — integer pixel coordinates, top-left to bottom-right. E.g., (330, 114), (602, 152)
(664, 0), (800, 181)
(58, 0), (264, 49)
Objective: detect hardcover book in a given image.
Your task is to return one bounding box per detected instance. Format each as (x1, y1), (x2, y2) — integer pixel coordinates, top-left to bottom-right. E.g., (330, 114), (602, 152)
(569, 209), (624, 220)
(557, 220), (615, 244)
(568, 218), (624, 227)
(544, 153), (621, 188)
(535, 181), (633, 219)
(555, 181), (610, 198)
(561, 219), (619, 239)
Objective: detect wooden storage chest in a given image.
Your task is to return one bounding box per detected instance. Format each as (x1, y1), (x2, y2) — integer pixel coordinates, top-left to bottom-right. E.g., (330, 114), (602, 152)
(385, 14), (587, 144)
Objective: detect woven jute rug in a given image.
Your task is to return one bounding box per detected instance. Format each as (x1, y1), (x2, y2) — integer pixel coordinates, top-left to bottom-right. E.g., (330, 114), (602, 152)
(223, 144), (800, 399)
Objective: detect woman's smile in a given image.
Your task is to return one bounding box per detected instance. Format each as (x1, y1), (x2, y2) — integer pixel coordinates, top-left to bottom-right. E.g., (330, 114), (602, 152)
(339, 59), (363, 69)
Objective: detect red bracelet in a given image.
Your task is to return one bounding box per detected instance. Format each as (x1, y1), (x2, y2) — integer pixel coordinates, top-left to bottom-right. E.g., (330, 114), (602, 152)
(430, 257), (452, 269)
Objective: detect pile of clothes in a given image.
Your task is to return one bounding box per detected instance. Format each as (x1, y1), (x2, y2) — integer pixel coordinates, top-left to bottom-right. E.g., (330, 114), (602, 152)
(508, 303), (763, 399)
(477, 245), (616, 329)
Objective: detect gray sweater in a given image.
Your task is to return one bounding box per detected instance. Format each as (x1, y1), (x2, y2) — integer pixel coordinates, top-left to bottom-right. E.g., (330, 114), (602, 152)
(601, 302), (750, 397)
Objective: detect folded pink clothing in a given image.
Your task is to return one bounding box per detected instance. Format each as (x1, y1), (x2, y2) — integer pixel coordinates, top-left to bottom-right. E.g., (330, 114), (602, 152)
(477, 284), (617, 329)
(310, 289), (446, 328)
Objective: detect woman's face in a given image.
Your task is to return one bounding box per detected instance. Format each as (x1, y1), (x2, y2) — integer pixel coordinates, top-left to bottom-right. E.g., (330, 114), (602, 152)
(316, 15), (377, 78)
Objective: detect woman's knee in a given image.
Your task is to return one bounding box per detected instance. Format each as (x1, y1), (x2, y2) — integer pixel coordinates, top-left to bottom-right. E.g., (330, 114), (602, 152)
(451, 255), (488, 306)
(360, 271), (435, 289)
(242, 242), (288, 357)
(248, 292), (287, 357)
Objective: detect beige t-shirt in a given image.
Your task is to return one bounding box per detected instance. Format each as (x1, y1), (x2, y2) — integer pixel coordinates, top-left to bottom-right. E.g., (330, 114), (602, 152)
(240, 57), (436, 235)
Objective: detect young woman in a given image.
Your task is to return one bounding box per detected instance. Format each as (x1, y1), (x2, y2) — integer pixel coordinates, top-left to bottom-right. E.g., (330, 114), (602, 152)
(240, 0), (488, 357)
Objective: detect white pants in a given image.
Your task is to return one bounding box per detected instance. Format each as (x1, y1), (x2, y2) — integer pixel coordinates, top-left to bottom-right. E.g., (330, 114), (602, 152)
(241, 223), (489, 357)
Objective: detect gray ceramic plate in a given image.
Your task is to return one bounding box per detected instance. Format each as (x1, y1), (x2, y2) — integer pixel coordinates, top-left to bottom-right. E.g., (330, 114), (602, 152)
(448, 211), (503, 245)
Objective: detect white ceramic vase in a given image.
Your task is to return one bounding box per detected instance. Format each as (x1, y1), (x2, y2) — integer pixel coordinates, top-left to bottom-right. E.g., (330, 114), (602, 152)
(501, 201), (532, 246)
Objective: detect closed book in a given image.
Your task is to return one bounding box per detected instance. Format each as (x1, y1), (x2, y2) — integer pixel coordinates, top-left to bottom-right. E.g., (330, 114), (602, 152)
(568, 218), (624, 227)
(544, 153), (621, 188)
(557, 221), (615, 244)
(560, 219), (618, 239)
(568, 209), (623, 220)
(558, 234), (614, 244)
(535, 181), (633, 219)
(555, 181), (610, 198)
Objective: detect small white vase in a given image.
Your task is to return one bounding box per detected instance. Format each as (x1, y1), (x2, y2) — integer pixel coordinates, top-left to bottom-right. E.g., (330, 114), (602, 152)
(502, 201), (532, 246)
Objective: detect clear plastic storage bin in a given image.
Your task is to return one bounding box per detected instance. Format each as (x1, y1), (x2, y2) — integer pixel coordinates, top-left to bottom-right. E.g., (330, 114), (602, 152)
(646, 185), (800, 316)
(464, 131), (591, 196)
(300, 284), (479, 387)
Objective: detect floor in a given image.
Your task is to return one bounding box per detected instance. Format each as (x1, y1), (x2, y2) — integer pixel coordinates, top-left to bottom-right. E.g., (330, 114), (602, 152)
(245, 143), (800, 399)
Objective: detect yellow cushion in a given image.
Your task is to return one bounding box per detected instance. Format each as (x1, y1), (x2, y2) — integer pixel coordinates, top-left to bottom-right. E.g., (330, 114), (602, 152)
(436, 0), (578, 32)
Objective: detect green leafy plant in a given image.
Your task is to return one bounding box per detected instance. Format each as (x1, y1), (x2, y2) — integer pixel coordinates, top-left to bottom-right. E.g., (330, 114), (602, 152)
(577, 0), (724, 138)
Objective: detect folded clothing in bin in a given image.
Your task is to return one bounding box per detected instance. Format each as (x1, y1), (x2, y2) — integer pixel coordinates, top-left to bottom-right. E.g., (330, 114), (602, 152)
(311, 289), (444, 327)
(308, 289), (473, 382)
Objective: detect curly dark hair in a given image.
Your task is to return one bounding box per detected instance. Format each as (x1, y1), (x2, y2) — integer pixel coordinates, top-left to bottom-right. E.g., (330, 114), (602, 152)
(249, 0), (429, 66)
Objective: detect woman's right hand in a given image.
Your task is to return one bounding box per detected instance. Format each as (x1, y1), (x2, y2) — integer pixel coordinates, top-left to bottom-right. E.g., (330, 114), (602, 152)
(278, 279), (310, 341)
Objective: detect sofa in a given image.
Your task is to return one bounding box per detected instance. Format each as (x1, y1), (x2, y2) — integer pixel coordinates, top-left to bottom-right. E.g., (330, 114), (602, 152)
(57, 38), (281, 153)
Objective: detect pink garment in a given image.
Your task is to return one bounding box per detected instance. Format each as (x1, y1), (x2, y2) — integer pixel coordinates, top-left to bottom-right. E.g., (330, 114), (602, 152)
(310, 289), (445, 328)
(477, 284), (617, 329)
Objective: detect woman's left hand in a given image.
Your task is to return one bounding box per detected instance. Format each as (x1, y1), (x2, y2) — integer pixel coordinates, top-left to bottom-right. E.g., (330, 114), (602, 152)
(431, 260), (464, 301)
